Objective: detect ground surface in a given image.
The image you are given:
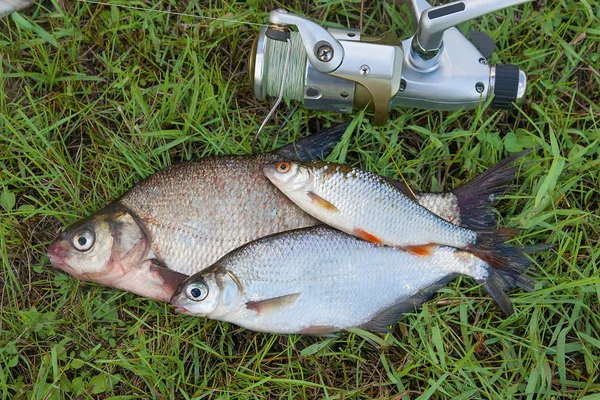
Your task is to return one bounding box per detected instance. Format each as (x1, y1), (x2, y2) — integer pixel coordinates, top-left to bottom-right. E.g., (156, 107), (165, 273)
(1, 0), (599, 399)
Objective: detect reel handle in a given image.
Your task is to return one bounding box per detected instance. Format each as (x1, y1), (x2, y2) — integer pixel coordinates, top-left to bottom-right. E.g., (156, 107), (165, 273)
(411, 0), (533, 62)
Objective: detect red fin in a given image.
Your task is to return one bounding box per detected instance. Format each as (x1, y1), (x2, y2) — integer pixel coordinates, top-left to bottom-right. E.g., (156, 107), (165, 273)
(402, 244), (436, 256)
(246, 293), (300, 314)
(353, 228), (383, 244)
(299, 325), (339, 335)
(307, 191), (338, 212)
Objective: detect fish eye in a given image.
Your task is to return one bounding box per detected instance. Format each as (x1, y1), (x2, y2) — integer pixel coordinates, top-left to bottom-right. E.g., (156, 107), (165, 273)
(277, 162), (291, 173)
(72, 229), (95, 252)
(186, 282), (209, 302)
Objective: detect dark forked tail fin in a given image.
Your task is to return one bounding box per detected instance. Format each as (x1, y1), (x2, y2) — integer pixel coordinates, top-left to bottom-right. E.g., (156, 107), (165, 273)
(274, 122), (351, 162)
(452, 149), (532, 230)
(475, 241), (551, 315)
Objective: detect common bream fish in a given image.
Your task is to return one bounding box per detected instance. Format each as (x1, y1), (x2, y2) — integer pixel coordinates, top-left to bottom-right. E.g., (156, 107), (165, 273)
(47, 124), (348, 302)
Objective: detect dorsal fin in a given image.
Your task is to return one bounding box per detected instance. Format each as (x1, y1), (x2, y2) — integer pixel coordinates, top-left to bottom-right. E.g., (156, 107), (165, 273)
(273, 122), (350, 161)
(383, 150), (532, 230)
(382, 176), (419, 200)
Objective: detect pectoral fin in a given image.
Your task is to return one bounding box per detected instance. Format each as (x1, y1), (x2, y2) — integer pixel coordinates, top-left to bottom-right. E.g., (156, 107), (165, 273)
(246, 293), (300, 314)
(148, 261), (189, 291)
(307, 191), (338, 212)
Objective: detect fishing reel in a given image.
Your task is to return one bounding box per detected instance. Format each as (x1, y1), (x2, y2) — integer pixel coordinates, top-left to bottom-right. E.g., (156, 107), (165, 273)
(250, 0), (531, 125)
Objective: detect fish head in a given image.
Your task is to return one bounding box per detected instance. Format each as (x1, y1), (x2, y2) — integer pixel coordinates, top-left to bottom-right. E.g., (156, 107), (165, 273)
(263, 161), (313, 193)
(47, 207), (153, 288)
(171, 267), (242, 317)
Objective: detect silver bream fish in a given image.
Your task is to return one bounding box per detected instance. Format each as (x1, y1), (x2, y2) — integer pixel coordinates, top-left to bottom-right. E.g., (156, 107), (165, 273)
(171, 226), (534, 334)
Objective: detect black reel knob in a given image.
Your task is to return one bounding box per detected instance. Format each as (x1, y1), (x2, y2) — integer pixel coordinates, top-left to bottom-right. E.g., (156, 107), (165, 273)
(492, 64), (526, 109)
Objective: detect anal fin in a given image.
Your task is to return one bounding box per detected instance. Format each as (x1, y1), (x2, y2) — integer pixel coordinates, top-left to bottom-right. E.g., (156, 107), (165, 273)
(246, 293), (300, 314)
(299, 325), (340, 336)
(401, 244), (436, 257)
(359, 275), (457, 332)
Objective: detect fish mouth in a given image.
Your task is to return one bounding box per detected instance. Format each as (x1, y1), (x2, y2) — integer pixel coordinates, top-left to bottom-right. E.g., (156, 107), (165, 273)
(173, 305), (189, 314)
(170, 297), (190, 314)
(263, 163), (279, 182)
(47, 241), (81, 278)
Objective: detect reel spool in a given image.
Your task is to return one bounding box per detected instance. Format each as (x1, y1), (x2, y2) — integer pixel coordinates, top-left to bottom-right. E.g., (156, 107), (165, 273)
(250, 21), (404, 125)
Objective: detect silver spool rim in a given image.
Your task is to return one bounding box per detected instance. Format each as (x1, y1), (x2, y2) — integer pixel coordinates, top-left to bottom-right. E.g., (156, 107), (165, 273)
(253, 26), (268, 101)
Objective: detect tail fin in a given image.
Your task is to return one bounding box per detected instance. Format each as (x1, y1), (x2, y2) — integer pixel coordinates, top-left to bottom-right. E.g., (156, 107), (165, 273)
(476, 242), (551, 315)
(452, 149), (533, 230)
(273, 121), (350, 162)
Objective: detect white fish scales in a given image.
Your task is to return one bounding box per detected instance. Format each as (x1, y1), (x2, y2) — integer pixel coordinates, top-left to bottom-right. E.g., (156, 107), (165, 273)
(264, 162), (478, 252)
(171, 227), (497, 334)
(264, 159), (534, 284)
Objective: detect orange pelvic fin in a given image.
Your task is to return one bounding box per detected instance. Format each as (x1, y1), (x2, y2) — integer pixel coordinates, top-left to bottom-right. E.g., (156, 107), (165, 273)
(307, 191), (339, 212)
(402, 244), (436, 256)
(353, 228), (383, 244)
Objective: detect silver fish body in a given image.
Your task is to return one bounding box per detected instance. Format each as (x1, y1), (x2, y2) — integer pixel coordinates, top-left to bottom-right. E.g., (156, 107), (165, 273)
(171, 227), (492, 334)
(264, 162), (478, 250)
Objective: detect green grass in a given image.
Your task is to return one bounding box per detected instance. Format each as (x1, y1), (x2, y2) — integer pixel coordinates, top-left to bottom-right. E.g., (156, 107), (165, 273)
(1, 0), (599, 398)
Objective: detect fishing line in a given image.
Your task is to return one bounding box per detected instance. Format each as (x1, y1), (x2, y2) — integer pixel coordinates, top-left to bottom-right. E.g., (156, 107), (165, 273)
(78, 0), (266, 27)
(253, 36), (292, 147)
(378, 131), (416, 198)
(264, 32), (306, 101)
(78, 0), (309, 101)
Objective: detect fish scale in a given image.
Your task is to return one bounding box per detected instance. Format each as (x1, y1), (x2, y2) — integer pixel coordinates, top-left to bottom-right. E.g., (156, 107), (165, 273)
(307, 164), (478, 248)
(119, 154), (319, 276)
(172, 226), (490, 334)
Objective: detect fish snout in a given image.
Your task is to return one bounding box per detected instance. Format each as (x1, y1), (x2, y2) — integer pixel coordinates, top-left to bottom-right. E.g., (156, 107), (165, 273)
(170, 296), (190, 314)
(47, 240), (69, 267)
(47, 240), (81, 278)
(263, 163), (278, 182)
